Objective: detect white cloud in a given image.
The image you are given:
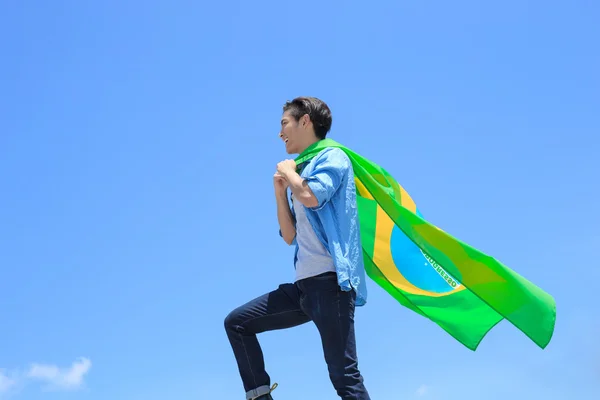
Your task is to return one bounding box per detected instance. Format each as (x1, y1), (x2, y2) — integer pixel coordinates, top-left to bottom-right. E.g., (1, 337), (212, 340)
(27, 357), (91, 390)
(0, 370), (16, 393)
(416, 384), (429, 397)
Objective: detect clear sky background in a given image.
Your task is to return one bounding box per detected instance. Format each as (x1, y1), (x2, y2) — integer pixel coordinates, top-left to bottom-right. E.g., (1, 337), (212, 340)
(1, 1), (598, 399)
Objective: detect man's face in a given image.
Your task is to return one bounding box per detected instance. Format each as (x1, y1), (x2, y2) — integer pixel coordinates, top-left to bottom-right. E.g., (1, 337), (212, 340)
(279, 111), (304, 154)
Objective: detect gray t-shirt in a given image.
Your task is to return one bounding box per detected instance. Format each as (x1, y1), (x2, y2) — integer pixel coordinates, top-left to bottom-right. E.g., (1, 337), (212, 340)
(291, 195), (336, 281)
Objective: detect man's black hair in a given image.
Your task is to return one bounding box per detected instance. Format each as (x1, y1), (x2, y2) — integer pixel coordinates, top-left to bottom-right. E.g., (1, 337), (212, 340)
(283, 97), (332, 140)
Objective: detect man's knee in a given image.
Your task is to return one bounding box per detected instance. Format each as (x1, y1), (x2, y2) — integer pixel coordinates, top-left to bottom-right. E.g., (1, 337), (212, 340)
(224, 308), (240, 332)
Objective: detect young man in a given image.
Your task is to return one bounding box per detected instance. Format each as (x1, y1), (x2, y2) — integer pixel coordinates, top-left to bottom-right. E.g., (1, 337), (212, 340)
(224, 97), (370, 400)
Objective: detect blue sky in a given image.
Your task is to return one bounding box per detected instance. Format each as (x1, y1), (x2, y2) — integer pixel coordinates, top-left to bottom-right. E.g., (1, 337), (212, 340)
(1, 0), (598, 399)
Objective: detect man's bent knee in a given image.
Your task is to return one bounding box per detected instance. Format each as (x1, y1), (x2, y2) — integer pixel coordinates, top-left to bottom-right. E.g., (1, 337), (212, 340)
(224, 308), (241, 332)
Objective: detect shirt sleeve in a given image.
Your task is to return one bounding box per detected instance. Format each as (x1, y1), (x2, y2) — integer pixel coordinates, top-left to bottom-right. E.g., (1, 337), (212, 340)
(304, 148), (350, 210)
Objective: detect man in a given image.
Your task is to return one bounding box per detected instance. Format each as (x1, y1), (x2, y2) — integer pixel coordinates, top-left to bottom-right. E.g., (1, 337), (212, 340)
(224, 97), (370, 400)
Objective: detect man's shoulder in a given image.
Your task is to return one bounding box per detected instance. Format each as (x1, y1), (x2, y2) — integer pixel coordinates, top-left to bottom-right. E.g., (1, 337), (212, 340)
(305, 146), (354, 187)
(313, 146), (350, 166)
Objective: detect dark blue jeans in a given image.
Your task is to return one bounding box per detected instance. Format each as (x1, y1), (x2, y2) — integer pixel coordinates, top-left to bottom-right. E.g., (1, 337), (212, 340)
(224, 272), (370, 399)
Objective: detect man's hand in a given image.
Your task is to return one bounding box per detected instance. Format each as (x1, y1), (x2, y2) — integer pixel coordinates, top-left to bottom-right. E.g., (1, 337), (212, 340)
(276, 159), (319, 208)
(276, 159), (297, 179)
(273, 172), (289, 195)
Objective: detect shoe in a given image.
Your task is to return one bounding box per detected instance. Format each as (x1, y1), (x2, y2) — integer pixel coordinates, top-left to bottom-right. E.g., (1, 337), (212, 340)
(249, 383), (277, 400)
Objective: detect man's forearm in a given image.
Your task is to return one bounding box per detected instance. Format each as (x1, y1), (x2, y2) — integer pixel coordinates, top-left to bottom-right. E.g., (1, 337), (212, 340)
(276, 191), (296, 245)
(285, 172), (318, 208)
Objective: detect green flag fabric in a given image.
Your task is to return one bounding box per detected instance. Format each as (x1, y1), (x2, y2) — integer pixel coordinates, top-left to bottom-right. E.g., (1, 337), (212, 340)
(294, 138), (556, 350)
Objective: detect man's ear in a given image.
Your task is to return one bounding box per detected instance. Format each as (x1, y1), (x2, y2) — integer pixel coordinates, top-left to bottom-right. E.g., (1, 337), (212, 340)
(301, 114), (310, 128)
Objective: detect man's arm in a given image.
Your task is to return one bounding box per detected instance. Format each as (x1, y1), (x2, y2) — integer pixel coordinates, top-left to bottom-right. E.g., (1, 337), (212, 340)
(286, 173), (319, 208)
(278, 148), (349, 210)
(276, 190), (296, 245)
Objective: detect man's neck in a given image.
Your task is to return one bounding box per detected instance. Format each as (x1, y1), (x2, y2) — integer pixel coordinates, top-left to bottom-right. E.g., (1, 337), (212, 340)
(297, 138), (321, 155)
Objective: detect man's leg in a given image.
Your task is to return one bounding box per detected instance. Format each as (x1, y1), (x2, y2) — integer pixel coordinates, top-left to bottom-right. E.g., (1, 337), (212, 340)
(298, 273), (370, 400)
(225, 283), (311, 398)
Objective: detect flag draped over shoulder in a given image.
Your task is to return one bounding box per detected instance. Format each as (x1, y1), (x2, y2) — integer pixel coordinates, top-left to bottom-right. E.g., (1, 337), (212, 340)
(294, 138), (556, 351)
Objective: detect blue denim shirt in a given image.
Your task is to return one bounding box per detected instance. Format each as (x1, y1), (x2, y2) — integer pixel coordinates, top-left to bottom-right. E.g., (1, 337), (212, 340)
(282, 147), (368, 306)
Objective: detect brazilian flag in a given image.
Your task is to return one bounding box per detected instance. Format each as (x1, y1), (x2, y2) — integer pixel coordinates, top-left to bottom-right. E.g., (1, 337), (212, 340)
(295, 139), (556, 350)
